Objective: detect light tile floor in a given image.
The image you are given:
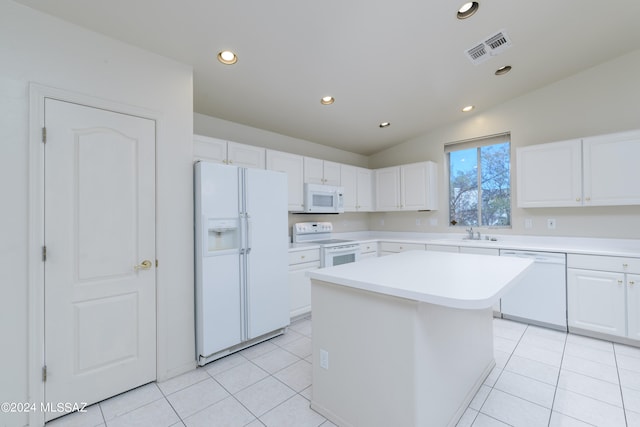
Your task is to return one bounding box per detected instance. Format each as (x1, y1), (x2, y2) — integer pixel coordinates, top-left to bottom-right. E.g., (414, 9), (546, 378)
(47, 316), (640, 427)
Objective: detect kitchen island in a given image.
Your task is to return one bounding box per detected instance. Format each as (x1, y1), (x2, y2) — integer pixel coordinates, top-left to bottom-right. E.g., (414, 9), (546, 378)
(308, 250), (533, 427)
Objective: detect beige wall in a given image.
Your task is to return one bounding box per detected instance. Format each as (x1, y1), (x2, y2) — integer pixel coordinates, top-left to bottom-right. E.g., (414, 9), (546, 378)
(368, 49), (640, 239)
(1, 4), (194, 425)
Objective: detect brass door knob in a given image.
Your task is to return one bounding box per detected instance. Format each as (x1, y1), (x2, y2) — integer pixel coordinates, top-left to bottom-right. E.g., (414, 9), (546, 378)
(135, 260), (153, 270)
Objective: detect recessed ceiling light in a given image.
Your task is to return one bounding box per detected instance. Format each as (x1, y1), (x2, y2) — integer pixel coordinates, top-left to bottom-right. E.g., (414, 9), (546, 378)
(495, 65), (512, 75)
(457, 2), (479, 19)
(462, 105), (474, 112)
(320, 96), (335, 105)
(217, 50), (238, 65)
(379, 122), (391, 128)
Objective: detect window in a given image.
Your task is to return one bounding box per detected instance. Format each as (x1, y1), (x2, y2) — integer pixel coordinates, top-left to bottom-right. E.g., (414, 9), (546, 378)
(447, 134), (511, 227)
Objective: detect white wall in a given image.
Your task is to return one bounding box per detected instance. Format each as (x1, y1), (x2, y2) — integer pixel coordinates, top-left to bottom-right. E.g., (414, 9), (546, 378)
(0, 3), (194, 426)
(368, 50), (640, 239)
(195, 113), (369, 168)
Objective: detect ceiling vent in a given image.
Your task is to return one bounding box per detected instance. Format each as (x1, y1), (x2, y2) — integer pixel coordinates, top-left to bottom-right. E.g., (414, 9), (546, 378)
(465, 30), (512, 65)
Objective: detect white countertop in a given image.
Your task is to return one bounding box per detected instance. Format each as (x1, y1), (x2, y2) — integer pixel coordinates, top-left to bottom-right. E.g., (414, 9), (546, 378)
(301, 231), (640, 257)
(308, 250), (533, 309)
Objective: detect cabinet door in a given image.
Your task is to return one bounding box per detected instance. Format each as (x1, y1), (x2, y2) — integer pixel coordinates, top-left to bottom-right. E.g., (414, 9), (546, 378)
(193, 135), (227, 163)
(267, 150), (304, 211)
(375, 167), (401, 210)
(323, 161), (341, 186)
(567, 268), (626, 337)
(288, 262), (319, 319)
(303, 157), (324, 184)
(627, 274), (640, 340)
(516, 140), (582, 207)
(227, 141), (265, 169)
(583, 129), (640, 206)
(341, 165), (357, 211)
(401, 162), (434, 210)
(356, 168), (374, 211)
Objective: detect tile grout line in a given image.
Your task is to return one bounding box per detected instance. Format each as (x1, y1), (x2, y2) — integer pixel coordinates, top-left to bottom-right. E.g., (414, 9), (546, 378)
(613, 344), (630, 427)
(546, 327), (568, 427)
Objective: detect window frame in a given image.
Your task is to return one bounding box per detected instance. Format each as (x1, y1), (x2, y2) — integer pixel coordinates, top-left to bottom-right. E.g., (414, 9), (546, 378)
(446, 133), (512, 228)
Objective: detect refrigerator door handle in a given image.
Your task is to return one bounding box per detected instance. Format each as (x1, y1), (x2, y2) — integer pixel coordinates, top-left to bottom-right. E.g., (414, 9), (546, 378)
(246, 215), (252, 253)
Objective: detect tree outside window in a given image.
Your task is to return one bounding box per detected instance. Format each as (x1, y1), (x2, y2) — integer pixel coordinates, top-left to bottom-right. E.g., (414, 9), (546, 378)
(448, 136), (511, 227)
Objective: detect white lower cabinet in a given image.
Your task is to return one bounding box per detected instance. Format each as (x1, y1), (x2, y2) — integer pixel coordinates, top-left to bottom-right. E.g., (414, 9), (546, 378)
(567, 254), (640, 339)
(359, 242), (378, 259)
(426, 244), (459, 253)
(378, 241), (426, 256)
(288, 248), (320, 319)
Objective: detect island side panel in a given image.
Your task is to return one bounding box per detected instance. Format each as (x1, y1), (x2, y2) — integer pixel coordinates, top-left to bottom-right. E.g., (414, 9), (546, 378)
(311, 279), (419, 427)
(415, 302), (495, 426)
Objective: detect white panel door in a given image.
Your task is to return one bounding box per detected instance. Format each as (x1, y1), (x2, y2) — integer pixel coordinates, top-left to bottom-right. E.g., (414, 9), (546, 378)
(567, 268), (626, 336)
(266, 150), (304, 211)
(583, 129), (640, 206)
(375, 167), (401, 211)
(627, 274), (640, 340)
(227, 141), (265, 169)
(356, 167), (374, 211)
(401, 162), (428, 210)
(44, 99), (156, 419)
(340, 165), (357, 211)
(516, 140), (583, 207)
(244, 168), (290, 339)
(193, 134), (227, 163)
(303, 157), (324, 184)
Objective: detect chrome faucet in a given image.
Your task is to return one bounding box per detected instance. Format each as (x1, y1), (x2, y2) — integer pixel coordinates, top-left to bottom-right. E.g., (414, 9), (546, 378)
(466, 227), (481, 240)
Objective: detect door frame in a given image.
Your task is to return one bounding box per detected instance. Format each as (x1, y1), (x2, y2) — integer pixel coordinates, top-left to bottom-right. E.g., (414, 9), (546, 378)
(27, 83), (160, 427)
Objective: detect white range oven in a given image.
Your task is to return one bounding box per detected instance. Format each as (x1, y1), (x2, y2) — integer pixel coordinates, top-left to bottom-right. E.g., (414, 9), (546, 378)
(292, 222), (360, 267)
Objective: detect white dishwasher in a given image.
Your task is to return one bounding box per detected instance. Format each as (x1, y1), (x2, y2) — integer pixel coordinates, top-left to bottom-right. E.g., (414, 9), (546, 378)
(499, 250), (567, 331)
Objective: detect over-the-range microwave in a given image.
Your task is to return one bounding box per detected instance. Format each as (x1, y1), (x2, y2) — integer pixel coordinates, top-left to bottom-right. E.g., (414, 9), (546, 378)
(302, 183), (344, 213)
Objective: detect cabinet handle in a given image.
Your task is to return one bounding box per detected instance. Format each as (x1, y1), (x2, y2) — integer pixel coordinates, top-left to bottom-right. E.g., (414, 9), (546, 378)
(630, 281), (636, 286)
(623, 263), (629, 268)
(618, 280), (624, 285)
(585, 197), (590, 201)
(576, 198), (581, 202)
(301, 255), (305, 259)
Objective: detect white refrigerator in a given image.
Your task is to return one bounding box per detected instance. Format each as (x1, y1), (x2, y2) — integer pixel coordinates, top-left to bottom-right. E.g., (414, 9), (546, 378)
(194, 161), (290, 365)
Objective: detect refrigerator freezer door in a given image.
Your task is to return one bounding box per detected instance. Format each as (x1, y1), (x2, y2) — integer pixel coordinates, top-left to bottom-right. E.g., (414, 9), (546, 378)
(244, 168), (290, 339)
(195, 162), (243, 359)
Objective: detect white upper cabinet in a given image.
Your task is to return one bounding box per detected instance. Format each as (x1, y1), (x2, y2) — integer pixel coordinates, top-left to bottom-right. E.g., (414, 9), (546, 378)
(517, 129), (640, 208)
(193, 135), (227, 164)
(266, 149), (304, 211)
(341, 165), (374, 212)
(227, 141), (266, 169)
(516, 139), (582, 207)
(304, 157), (341, 186)
(375, 162), (438, 211)
(583, 129), (640, 206)
(193, 135), (265, 169)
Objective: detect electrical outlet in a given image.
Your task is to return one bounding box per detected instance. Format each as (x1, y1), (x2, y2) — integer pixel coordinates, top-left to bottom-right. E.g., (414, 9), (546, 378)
(547, 218), (556, 229)
(379, 219), (384, 226)
(430, 218), (438, 226)
(524, 218), (533, 229)
(415, 218), (421, 226)
(320, 349), (329, 370)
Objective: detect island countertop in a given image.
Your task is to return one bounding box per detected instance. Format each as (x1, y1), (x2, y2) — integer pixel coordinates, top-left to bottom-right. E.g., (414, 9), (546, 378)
(308, 250), (533, 310)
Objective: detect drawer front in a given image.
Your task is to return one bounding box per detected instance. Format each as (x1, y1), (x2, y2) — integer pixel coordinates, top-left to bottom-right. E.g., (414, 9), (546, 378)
(568, 254), (640, 273)
(288, 260), (320, 271)
(360, 242), (377, 254)
(426, 244), (460, 253)
(379, 242), (426, 253)
(288, 249), (320, 265)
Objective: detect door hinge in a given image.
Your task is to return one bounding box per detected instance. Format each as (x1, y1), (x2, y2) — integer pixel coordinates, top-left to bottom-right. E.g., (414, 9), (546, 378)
(42, 365), (47, 382)
(42, 245), (47, 262)
(42, 127), (47, 144)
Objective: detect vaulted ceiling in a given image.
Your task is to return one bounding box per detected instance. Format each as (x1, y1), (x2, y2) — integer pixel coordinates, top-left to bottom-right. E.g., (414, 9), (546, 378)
(16, 0), (640, 155)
